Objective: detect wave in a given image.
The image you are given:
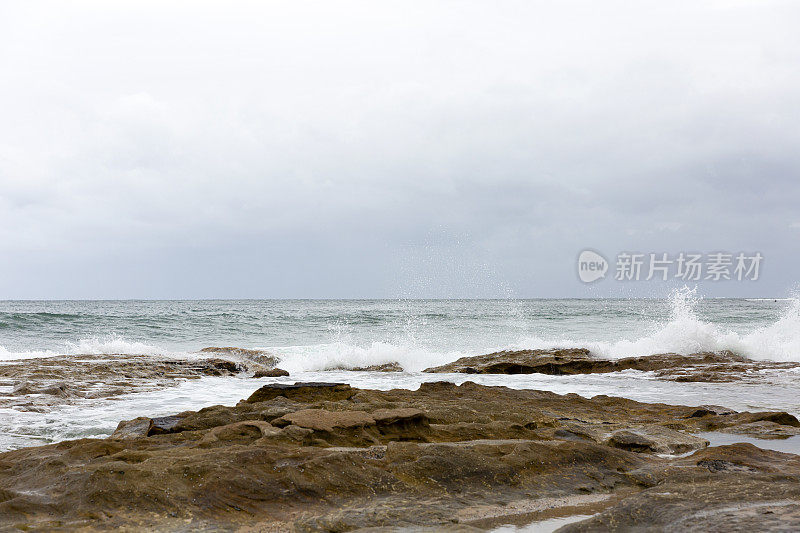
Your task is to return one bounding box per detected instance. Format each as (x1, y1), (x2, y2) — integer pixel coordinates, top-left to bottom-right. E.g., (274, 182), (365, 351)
(512, 287), (800, 362)
(271, 288), (800, 371)
(268, 341), (468, 373)
(0, 336), (187, 361)
(0, 345), (58, 361)
(63, 336), (182, 357)
(2, 289), (800, 366)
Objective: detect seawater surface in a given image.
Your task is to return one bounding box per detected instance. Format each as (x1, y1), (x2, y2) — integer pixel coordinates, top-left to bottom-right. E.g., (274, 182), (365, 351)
(2, 290), (800, 450)
(2, 289), (800, 367)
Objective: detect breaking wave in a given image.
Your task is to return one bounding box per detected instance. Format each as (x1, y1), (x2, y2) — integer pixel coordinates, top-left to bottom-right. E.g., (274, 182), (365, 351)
(512, 287), (800, 362)
(269, 341), (469, 374)
(0, 336), (186, 361)
(2, 290), (799, 367)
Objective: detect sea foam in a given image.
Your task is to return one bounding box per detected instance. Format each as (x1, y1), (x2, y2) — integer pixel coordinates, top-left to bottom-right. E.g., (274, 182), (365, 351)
(512, 287), (800, 362)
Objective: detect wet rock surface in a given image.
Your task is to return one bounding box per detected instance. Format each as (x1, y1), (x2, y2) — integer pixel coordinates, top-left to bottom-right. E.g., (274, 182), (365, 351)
(424, 348), (800, 382)
(253, 368), (290, 378)
(1, 381), (800, 531)
(562, 444), (800, 532)
(0, 354), (249, 411)
(199, 346), (280, 371)
(0, 348), (284, 411)
(339, 362), (405, 372)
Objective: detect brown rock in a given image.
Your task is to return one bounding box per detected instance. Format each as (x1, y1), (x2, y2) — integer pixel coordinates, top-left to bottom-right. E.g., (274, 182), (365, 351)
(111, 417), (153, 439)
(199, 347), (279, 369)
(606, 427), (708, 454)
(372, 408), (426, 425)
(689, 405), (738, 417)
(423, 349), (799, 382)
(4, 382), (800, 531)
(253, 368), (290, 378)
(273, 409), (376, 432)
(348, 362), (404, 372)
(243, 382), (355, 404)
(200, 421), (280, 445)
(562, 444), (800, 532)
(199, 358), (242, 375)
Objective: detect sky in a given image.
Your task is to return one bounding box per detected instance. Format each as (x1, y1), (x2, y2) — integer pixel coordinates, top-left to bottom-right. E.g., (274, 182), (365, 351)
(1, 0), (799, 299)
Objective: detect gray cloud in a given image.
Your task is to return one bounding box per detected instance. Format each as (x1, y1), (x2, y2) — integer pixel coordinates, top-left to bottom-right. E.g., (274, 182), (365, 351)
(1, 0), (799, 298)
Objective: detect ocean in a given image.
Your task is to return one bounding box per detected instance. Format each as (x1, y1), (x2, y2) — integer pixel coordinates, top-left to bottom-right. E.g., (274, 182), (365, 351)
(2, 289), (799, 366)
(2, 289), (800, 450)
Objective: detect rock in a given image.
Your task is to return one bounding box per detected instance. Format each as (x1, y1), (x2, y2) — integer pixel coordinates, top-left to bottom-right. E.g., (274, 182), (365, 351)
(111, 415), (188, 438)
(689, 405), (738, 417)
(273, 409), (376, 432)
(0, 354), (269, 412)
(606, 427), (708, 454)
(148, 415), (185, 435)
(423, 349), (799, 381)
(750, 411), (800, 427)
(692, 410), (800, 438)
(253, 368), (290, 378)
(269, 409), (427, 446)
(199, 347), (279, 369)
(198, 358), (242, 375)
(199, 346), (270, 357)
(417, 380), (459, 393)
(4, 382), (800, 531)
(562, 444), (800, 532)
(243, 382), (355, 404)
(199, 421), (281, 445)
(12, 381), (74, 397)
(372, 408), (431, 441)
(372, 408), (426, 425)
(424, 348), (597, 374)
(10, 381), (32, 395)
(725, 421), (800, 439)
(111, 417), (153, 439)
(347, 362), (404, 372)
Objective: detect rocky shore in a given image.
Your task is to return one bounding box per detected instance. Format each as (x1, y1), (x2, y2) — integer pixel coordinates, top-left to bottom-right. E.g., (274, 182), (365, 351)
(4, 347), (794, 415)
(424, 348), (800, 383)
(0, 347), (279, 411)
(2, 380), (800, 531)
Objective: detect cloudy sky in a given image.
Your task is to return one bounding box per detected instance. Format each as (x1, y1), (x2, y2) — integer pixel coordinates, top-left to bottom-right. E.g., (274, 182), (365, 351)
(1, 1), (798, 298)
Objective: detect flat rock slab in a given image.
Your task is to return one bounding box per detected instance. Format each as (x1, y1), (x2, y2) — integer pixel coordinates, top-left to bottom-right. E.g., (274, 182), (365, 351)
(562, 444), (800, 532)
(253, 368), (290, 378)
(275, 409), (376, 431)
(607, 427), (709, 454)
(244, 382), (355, 403)
(0, 353), (247, 410)
(423, 349), (800, 382)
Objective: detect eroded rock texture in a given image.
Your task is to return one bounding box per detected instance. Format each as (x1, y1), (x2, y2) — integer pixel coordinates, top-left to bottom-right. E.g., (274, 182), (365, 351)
(424, 348), (799, 383)
(1, 382), (799, 531)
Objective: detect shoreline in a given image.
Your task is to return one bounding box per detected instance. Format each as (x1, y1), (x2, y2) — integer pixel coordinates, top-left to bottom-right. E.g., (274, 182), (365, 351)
(2, 379), (800, 530)
(3, 347), (800, 451)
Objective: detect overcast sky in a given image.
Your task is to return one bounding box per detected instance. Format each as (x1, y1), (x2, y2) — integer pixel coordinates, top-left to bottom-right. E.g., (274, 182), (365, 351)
(1, 1), (799, 299)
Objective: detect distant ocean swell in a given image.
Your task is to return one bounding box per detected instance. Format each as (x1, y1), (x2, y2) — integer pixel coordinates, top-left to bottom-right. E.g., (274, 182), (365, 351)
(1, 289), (799, 368)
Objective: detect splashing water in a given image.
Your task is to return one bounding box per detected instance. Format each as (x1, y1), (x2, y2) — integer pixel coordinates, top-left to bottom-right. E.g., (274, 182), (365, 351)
(1, 294), (799, 367)
(508, 288), (800, 362)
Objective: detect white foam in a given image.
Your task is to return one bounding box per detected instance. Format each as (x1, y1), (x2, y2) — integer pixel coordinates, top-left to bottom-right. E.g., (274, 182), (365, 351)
(0, 335), (188, 361)
(64, 336), (174, 356)
(269, 341), (468, 373)
(3, 289), (800, 366)
(268, 288), (798, 371)
(0, 345), (57, 361)
(512, 287), (800, 362)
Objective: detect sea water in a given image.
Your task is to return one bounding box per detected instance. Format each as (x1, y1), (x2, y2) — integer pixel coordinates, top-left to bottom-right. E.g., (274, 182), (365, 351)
(2, 289), (800, 450)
